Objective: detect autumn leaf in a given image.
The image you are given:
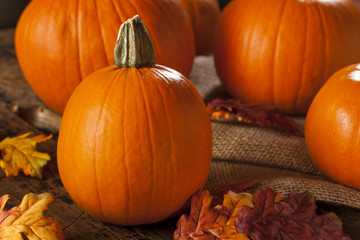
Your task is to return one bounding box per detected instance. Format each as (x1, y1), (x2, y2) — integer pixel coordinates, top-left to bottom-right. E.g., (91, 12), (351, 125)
(175, 187), (350, 240)
(235, 187), (351, 240)
(207, 99), (303, 136)
(174, 190), (253, 240)
(0, 132), (52, 179)
(0, 192), (65, 240)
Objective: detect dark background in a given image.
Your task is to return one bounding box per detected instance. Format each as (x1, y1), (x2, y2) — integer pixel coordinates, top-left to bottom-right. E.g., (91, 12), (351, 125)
(0, 0), (232, 29)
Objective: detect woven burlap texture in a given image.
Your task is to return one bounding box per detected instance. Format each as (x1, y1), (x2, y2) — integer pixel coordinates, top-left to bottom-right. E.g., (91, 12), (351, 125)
(190, 56), (360, 209)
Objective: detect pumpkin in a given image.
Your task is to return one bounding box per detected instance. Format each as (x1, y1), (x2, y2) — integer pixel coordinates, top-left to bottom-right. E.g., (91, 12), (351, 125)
(57, 15), (212, 225)
(179, 0), (220, 55)
(15, 0), (195, 114)
(213, 0), (360, 115)
(305, 64), (360, 189)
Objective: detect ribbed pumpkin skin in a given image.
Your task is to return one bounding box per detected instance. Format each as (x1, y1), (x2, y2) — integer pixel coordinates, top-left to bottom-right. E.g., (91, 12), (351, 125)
(179, 0), (220, 55)
(15, 0), (195, 114)
(305, 64), (360, 189)
(57, 65), (212, 225)
(214, 0), (360, 114)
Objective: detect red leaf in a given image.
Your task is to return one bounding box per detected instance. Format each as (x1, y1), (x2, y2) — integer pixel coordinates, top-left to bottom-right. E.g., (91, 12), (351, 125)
(234, 187), (351, 240)
(207, 99), (303, 136)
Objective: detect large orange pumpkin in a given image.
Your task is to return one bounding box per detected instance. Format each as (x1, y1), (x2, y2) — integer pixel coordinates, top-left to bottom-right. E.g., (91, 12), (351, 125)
(179, 0), (220, 55)
(305, 63), (360, 189)
(57, 16), (212, 225)
(213, 0), (360, 114)
(15, 0), (195, 114)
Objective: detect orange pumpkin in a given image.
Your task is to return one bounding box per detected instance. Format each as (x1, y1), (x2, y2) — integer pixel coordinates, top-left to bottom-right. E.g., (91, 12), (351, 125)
(305, 63), (360, 189)
(15, 0), (195, 114)
(179, 0), (220, 55)
(213, 0), (360, 114)
(57, 16), (212, 225)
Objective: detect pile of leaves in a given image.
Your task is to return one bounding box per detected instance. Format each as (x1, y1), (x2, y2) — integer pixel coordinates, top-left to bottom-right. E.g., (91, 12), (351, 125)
(207, 99), (303, 136)
(174, 187), (350, 240)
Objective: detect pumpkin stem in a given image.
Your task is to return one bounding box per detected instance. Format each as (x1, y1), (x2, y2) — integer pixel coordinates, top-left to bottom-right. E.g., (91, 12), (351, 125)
(114, 15), (155, 68)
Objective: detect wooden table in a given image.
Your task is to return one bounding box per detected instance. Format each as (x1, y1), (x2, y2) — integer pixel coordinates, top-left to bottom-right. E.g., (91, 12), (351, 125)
(1, 28), (360, 239)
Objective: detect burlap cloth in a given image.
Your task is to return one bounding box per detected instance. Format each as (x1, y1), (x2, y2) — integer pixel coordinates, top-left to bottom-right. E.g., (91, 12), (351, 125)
(190, 56), (360, 209)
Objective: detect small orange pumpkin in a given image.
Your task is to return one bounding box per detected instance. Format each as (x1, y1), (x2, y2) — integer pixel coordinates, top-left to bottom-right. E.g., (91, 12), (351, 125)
(57, 16), (212, 225)
(15, 0), (194, 114)
(305, 63), (360, 189)
(213, 0), (360, 114)
(179, 0), (220, 55)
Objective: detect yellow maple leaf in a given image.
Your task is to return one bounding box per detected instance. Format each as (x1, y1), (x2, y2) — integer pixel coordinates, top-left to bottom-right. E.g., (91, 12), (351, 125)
(0, 192), (65, 240)
(0, 132), (52, 179)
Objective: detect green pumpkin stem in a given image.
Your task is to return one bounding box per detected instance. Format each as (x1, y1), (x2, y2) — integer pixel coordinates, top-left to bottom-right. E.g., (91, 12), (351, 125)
(114, 15), (155, 68)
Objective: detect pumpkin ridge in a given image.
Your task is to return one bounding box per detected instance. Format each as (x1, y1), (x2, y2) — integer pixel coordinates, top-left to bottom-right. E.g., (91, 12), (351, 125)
(230, 5), (245, 94)
(108, 0), (124, 34)
(69, 83), (84, 205)
(63, 0), (78, 99)
(24, 1), (52, 109)
(239, 0), (268, 100)
(149, 67), (179, 217)
(272, 0), (288, 107)
(93, 0), (111, 67)
(147, 68), (175, 217)
(332, 5), (350, 61)
(81, 0), (94, 76)
(242, 5), (255, 92)
(294, 2), (309, 111)
(120, 69), (131, 223)
(150, 0), (192, 72)
(75, 0), (84, 82)
(135, 68), (157, 223)
(153, 67), (202, 195)
(44, 1), (64, 112)
(314, 2), (328, 85)
(93, 69), (124, 222)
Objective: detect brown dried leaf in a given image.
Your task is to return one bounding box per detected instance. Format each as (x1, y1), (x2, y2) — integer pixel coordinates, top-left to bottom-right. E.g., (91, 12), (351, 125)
(0, 193), (65, 240)
(207, 99), (303, 136)
(235, 187), (351, 240)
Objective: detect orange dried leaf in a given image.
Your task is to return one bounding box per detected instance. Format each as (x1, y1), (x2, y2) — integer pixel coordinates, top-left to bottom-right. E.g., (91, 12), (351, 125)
(210, 110), (230, 120)
(0, 192), (65, 240)
(207, 99), (303, 136)
(0, 132), (52, 179)
(174, 190), (251, 240)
